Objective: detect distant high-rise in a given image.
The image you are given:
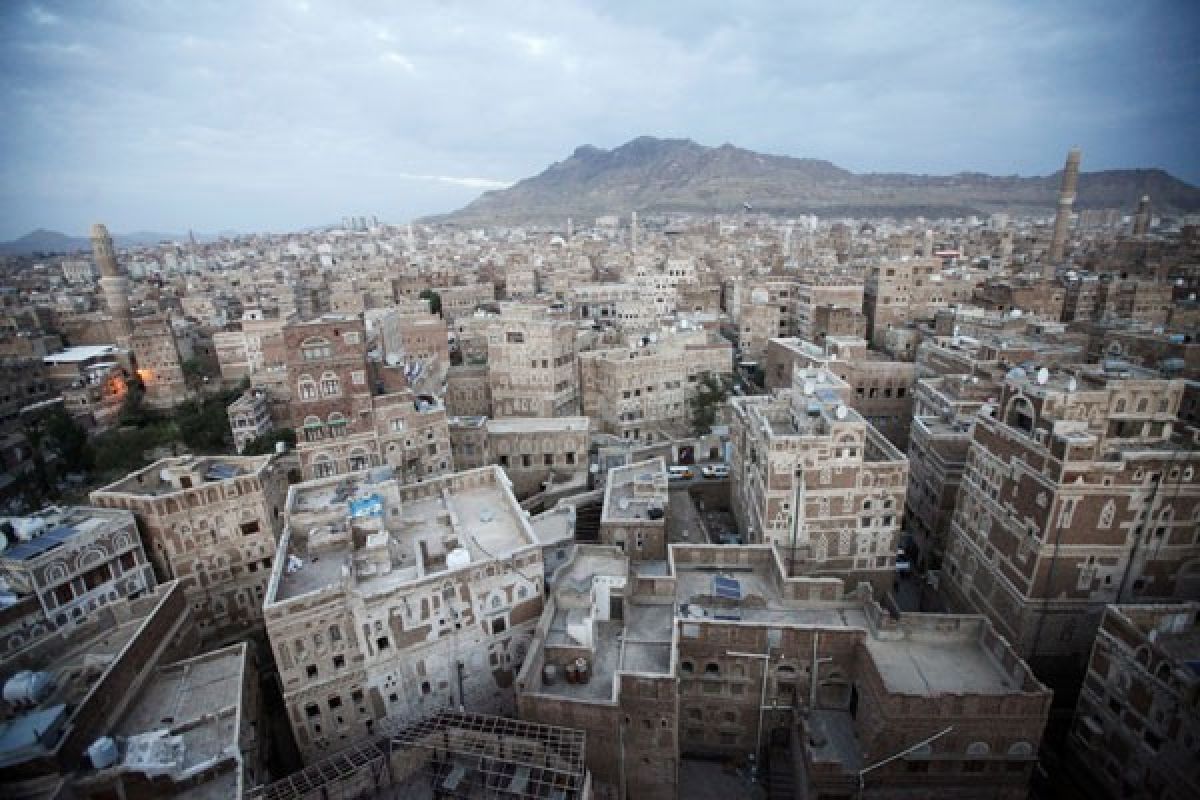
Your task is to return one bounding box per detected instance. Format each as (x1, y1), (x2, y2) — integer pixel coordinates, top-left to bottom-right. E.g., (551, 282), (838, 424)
(1132, 194), (1151, 236)
(91, 222), (132, 343)
(1046, 147), (1081, 273)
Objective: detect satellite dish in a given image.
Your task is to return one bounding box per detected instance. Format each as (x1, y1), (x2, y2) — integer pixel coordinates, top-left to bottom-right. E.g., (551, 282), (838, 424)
(802, 379), (815, 396)
(1036, 367), (1050, 385)
(1067, 376), (1078, 392)
(835, 405), (848, 420)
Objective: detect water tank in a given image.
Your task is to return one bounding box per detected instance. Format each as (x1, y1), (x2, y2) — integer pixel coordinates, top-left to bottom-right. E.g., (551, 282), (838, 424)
(446, 548), (471, 570)
(4, 670), (54, 707)
(274, 441), (288, 454)
(87, 737), (119, 770)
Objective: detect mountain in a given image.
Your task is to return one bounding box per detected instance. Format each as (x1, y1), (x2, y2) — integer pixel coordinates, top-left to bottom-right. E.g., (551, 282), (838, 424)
(0, 229), (223, 256)
(429, 136), (1200, 224)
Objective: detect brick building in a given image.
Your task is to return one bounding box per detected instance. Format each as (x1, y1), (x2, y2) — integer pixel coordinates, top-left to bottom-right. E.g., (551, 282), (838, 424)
(730, 367), (908, 595)
(91, 454), (289, 641)
(263, 466), (544, 762)
(940, 365), (1200, 690)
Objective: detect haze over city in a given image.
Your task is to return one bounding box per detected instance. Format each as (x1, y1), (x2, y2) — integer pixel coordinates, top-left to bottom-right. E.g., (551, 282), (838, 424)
(1, 0), (1199, 238)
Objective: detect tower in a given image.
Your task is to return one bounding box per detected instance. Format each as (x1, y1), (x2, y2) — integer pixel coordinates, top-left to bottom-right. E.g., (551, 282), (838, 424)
(1046, 147), (1081, 274)
(91, 223), (133, 344)
(1132, 195), (1151, 236)
(630, 210), (638, 255)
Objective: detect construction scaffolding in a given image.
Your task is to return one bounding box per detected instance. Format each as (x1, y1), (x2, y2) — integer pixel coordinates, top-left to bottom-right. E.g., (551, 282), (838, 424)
(247, 711), (589, 800)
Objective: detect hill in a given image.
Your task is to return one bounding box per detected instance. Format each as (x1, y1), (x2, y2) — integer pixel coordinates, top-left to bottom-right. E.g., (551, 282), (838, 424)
(429, 136), (1200, 224)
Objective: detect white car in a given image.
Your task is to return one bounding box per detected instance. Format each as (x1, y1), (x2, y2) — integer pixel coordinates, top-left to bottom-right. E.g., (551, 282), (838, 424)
(701, 464), (730, 479)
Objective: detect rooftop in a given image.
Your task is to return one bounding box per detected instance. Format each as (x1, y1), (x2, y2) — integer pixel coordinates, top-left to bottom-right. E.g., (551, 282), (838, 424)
(43, 345), (124, 364)
(0, 506), (132, 564)
(863, 634), (1021, 696)
(485, 416), (589, 434)
(92, 454), (272, 497)
(272, 466), (536, 604)
(602, 458), (667, 523)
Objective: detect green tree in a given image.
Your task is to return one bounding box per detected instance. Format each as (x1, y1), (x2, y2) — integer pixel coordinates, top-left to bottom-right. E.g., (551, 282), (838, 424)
(689, 372), (732, 436)
(419, 289), (443, 316)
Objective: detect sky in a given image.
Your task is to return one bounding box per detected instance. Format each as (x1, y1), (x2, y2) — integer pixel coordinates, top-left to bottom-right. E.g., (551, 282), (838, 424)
(1, 0), (1197, 239)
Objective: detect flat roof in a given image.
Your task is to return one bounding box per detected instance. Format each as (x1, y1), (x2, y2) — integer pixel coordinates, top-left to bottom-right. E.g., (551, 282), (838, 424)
(44, 345), (123, 363)
(486, 416), (589, 434)
(864, 635), (1018, 696)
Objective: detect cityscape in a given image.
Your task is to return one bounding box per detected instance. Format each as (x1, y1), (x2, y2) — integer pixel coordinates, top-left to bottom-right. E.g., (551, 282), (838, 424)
(1, 3), (1198, 800)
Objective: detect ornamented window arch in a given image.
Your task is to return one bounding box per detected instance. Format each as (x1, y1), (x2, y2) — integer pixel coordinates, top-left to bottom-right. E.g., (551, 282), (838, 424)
(1099, 499), (1116, 529)
(297, 374), (317, 400)
(301, 337), (332, 361)
(319, 371), (341, 397)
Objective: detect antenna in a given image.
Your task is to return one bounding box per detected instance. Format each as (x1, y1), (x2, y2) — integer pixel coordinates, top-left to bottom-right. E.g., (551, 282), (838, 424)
(1036, 367), (1050, 385)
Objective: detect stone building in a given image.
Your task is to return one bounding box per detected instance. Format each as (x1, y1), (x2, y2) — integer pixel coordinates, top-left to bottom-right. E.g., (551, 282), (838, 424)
(578, 329), (733, 441)
(766, 336), (916, 449)
(570, 283), (657, 331)
(731, 279), (796, 363)
(516, 543), (1051, 800)
(1094, 276), (1173, 326)
(600, 458), (668, 561)
(904, 374), (1000, 570)
(283, 315), (379, 479)
(479, 306), (581, 418)
(0, 506), (156, 659)
(128, 314), (191, 410)
(486, 417), (590, 500)
(90, 454), (289, 641)
(227, 388), (273, 453)
(940, 365), (1200, 690)
(371, 388), (454, 485)
(434, 282), (495, 321)
(793, 272), (867, 344)
(729, 367), (908, 595)
(445, 364), (492, 417)
(864, 259), (980, 349)
(263, 466), (544, 762)
(0, 582), (200, 798)
(447, 416), (489, 471)
(42, 345), (132, 430)
(1067, 603), (1199, 800)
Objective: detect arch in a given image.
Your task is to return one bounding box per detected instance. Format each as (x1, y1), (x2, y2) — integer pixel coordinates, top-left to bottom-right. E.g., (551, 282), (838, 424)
(966, 741), (990, 757)
(1005, 394), (1036, 433)
(319, 371), (341, 397)
(1007, 741), (1033, 757)
(297, 374), (317, 400)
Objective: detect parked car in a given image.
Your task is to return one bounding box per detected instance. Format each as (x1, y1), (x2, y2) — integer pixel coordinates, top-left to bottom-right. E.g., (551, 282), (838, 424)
(701, 463), (731, 478)
(668, 466), (694, 480)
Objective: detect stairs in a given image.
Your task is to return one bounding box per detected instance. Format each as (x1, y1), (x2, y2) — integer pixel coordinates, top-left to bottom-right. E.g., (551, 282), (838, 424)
(766, 740), (796, 800)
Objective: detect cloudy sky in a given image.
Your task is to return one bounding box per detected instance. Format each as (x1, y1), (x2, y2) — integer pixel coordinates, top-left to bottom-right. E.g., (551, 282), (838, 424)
(1, 0), (1197, 238)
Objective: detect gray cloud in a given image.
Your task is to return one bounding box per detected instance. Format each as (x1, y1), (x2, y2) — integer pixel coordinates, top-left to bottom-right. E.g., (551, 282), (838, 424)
(0, 0), (1196, 237)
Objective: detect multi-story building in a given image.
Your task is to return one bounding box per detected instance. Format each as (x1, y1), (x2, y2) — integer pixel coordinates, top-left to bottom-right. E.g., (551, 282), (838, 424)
(578, 330), (733, 441)
(940, 365), (1200, 689)
(372, 388), (454, 484)
(570, 283), (656, 331)
(1094, 276), (1173, 326)
(731, 279), (796, 363)
(227, 388), (273, 453)
(487, 416), (590, 499)
(1067, 603), (1199, 800)
(864, 259), (980, 349)
(90, 454), (289, 641)
(283, 315), (379, 478)
(729, 367), (909, 595)
(128, 314), (191, 410)
(600, 458), (668, 560)
(765, 336), (916, 449)
(263, 465), (545, 761)
(479, 306), (580, 418)
(0, 506), (156, 658)
(444, 364), (492, 417)
(793, 272), (867, 344)
(447, 415), (489, 471)
(517, 543), (1051, 800)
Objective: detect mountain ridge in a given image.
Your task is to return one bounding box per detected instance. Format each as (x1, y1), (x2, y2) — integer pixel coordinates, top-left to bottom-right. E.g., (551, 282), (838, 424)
(428, 136), (1200, 224)
(0, 228), (226, 256)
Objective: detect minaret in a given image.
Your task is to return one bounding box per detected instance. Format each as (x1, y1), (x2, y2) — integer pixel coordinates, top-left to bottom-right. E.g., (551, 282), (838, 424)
(1132, 195), (1151, 236)
(630, 211), (638, 255)
(91, 223), (132, 344)
(566, 217), (573, 240)
(1046, 147), (1081, 274)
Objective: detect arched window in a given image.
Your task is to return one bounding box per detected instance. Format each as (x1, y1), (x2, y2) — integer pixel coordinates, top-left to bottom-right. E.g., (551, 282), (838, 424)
(320, 371), (341, 397)
(1136, 397), (1149, 413)
(966, 741), (990, 757)
(301, 337), (332, 361)
(705, 662), (720, 676)
(312, 453), (336, 479)
(303, 415), (322, 441)
(328, 412), (347, 437)
(298, 374), (317, 400)
(1114, 398), (1126, 413)
(680, 661), (694, 676)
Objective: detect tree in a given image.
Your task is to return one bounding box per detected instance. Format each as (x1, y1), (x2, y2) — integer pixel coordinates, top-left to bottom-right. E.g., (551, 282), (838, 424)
(242, 427), (297, 456)
(419, 289), (443, 316)
(689, 372), (732, 436)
